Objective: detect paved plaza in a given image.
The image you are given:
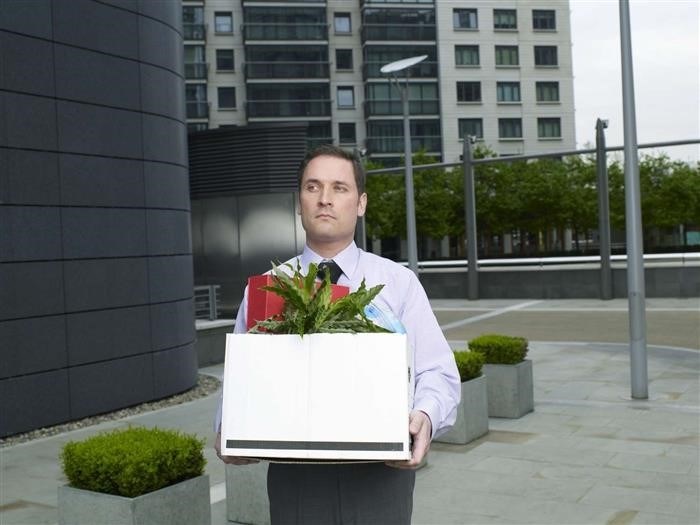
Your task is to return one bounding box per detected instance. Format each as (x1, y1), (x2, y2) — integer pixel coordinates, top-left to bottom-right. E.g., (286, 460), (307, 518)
(1, 298), (698, 524)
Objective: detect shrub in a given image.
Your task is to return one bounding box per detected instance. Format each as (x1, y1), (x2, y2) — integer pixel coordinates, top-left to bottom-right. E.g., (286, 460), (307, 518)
(468, 334), (529, 364)
(453, 351), (485, 382)
(61, 426), (206, 498)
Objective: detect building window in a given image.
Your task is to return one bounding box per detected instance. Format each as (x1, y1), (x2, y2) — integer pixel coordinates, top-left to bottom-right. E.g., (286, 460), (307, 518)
(456, 81), (481, 103)
(216, 49), (234, 71)
(455, 45), (479, 66)
(338, 123), (356, 145)
(493, 9), (517, 30)
(535, 46), (558, 66)
(334, 13), (351, 34)
(337, 86), (354, 108)
(218, 87), (236, 109)
(533, 10), (556, 30)
(188, 123), (208, 133)
(458, 118), (483, 140)
(336, 49), (353, 70)
(497, 82), (521, 103)
(498, 118), (522, 139)
(495, 45), (519, 67)
(183, 6), (205, 40)
(536, 81), (560, 102)
(538, 117), (561, 138)
(214, 12), (233, 33)
(453, 8), (478, 29)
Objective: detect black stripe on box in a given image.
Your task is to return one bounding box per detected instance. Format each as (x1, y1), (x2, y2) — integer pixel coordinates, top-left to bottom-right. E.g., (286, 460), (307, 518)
(227, 440), (405, 451)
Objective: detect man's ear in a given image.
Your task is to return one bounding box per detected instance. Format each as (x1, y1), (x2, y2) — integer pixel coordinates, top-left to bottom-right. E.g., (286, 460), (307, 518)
(357, 192), (368, 217)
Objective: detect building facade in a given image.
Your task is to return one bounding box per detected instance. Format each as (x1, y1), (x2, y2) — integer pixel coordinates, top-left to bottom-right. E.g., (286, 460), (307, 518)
(183, 0), (575, 163)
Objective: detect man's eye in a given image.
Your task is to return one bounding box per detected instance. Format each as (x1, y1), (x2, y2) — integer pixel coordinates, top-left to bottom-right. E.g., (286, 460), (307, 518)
(335, 185), (348, 192)
(305, 184), (318, 192)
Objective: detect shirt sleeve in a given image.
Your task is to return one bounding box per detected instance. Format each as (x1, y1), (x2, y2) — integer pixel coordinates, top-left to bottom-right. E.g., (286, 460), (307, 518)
(401, 273), (460, 439)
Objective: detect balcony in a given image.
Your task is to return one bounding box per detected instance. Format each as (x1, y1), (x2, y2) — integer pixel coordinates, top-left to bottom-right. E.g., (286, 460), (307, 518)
(365, 135), (441, 154)
(364, 99), (439, 117)
(183, 23), (206, 40)
(307, 136), (334, 149)
(245, 61), (330, 79)
(361, 24), (435, 41)
(361, 0), (433, 4)
(363, 60), (437, 79)
(186, 101), (209, 119)
(246, 99), (331, 118)
(185, 62), (209, 80)
(243, 23), (328, 41)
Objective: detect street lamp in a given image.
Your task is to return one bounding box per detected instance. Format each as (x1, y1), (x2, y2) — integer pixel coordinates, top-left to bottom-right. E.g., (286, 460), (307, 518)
(380, 55), (427, 275)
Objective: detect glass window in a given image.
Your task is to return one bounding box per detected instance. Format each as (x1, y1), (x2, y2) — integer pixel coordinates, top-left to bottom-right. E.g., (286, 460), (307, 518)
(338, 123), (356, 144)
(218, 87), (236, 109)
(337, 86), (354, 108)
(498, 118), (522, 139)
(535, 46), (558, 66)
(458, 118), (483, 140)
(216, 49), (234, 71)
(214, 12), (233, 33)
(455, 45), (479, 66)
(494, 9), (517, 30)
(536, 81), (560, 102)
(334, 13), (351, 33)
(183, 6), (205, 40)
(453, 8), (478, 29)
(533, 10), (556, 30)
(336, 49), (353, 70)
(456, 81), (481, 103)
(495, 45), (519, 66)
(538, 117), (561, 138)
(497, 82), (521, 103)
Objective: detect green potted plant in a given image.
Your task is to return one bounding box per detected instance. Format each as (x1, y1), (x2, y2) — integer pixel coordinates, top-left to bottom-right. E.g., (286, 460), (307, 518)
(469, 334), (534, 418)
(435, 350), (489, 445)
(58, 426), (210, 525)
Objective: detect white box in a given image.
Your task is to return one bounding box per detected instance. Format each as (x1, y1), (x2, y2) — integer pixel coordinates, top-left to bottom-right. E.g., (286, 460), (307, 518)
(221, 333), (413, 461)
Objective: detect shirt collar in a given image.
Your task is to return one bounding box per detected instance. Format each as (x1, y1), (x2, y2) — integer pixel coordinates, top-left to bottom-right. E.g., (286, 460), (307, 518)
(301, 242), (360, 282)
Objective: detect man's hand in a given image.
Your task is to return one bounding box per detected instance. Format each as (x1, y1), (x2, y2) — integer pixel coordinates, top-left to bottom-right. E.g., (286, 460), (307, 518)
(385, 410), (432, 470)
(214, 431), (260, 465)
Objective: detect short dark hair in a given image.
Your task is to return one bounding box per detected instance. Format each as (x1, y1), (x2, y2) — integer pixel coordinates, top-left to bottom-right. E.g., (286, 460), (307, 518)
(297, 144), (366, 195)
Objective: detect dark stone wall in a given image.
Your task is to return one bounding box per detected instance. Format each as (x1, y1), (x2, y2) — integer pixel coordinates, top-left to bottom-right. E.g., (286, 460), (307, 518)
(0, 0), (195, 437)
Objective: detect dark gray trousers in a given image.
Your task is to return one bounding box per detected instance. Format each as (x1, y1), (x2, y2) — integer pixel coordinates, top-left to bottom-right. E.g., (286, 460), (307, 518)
(267, 462), (416, 525)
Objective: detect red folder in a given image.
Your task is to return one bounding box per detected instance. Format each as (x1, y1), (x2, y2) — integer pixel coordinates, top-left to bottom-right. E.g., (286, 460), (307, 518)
(246, 275), (350, 330)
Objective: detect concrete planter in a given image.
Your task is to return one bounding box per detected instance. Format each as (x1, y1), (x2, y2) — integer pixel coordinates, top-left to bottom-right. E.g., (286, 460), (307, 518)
(58, 474), (211, 525)
(226, 462), (270, 525)
(483, 360), (534, 418)
(435, 374), (489, 444)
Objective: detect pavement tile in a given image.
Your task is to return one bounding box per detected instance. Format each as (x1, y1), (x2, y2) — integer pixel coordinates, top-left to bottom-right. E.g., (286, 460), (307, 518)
(607, 451), (695, 475)
(629, 510), (699, 525)
(676, 493), (700, 518)
(580, 485), (683, 515)
(651, 472), (700, 497)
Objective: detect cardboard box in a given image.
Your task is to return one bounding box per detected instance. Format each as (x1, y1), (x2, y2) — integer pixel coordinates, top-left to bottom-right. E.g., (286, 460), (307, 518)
(221, 333), (413, 460)
(246, 275), (349, 331)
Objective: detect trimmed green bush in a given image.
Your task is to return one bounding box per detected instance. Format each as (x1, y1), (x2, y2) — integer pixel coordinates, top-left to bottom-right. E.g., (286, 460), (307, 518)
(468, 334), (529, 365)
(453, 351), (485, 382)
(61, 426), (206, 498)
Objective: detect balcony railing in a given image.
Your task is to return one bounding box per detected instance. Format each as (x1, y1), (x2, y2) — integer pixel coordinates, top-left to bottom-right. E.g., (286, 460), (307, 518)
(363, 60), (437, 79)
(243, 23), (328, 40)
(185, 62), (209, 80)
(186, 101), (210, 119)
(362, 0), (433, 5)
(246, 99), (331, 118)
(245, 61), (330, 79)
(183, 23), (206, 40)
(361, 24), (436, 41)
(364, 99), (439, 117)
(307, 136), (334, 149)
(365, 135), (441, 153)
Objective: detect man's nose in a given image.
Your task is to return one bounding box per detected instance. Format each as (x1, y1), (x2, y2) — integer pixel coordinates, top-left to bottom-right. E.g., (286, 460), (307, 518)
(319, 187), (332, 205)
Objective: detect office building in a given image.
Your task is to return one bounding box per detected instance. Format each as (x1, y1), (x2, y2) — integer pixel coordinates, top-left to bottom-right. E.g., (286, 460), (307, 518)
(183, 0), (575, 163)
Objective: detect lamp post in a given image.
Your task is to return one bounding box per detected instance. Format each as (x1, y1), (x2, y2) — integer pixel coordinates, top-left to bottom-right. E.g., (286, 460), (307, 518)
(381, 55), (427, 275)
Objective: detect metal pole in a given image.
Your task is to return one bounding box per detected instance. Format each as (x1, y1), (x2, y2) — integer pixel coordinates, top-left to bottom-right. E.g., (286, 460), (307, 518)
(463, 136), (478, 300)
(595, 119), (613, 300)
(399, 74), (419, 275)
(619, 0), (648, 399)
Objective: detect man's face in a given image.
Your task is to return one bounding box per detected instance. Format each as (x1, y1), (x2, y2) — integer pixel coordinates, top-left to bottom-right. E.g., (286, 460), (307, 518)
(298, 155), (367, 255)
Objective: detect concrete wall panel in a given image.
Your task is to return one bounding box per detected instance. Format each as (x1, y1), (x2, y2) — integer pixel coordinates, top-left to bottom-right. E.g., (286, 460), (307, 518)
(150, 300), (196, 351)
(0, 32), (54, 96)
(59, 155), (145, 207)
(4, 93), (57, 150)
(1, 150), (60, 205)
(61, 208), (147, 259)
(147, 209), (192, 256)
(0, 262), (64, 319)
(0, 0), (53, 38)
(0, 207), (62, 262)
(0, 317), (67, 378)
(153, 343), (198, 399)
(144, 163), (190, 210)
(148, 255), (194, 303)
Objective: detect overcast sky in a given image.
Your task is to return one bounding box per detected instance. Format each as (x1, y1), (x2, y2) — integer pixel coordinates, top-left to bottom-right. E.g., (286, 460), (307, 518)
(570, 0), (699, 163)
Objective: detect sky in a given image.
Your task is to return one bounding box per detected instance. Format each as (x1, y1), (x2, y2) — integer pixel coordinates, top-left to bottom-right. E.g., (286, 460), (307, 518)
(569, 0), (699, 163)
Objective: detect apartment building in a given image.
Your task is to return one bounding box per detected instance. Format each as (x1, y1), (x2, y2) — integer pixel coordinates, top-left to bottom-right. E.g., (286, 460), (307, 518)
(183, 0), (575, 164)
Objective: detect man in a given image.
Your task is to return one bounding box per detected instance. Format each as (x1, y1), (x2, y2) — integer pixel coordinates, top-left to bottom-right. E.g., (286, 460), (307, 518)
(215, 144), (460, 523)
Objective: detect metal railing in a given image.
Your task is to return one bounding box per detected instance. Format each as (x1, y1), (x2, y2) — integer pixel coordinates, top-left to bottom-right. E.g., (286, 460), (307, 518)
(363, 60), (437, 79)
(366, 135), (441, 153)
(186, 101), (209, 119)
(361, 24), (436, 41)
(184, 62), (208, 79)
(183, 23), (206, 40)
(194, 285), (221, 321)
(364, 98), (439, 117)
(243, 23), (328, 40)
(246, 99), (331, 118)
(244, 61), (330, 79)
